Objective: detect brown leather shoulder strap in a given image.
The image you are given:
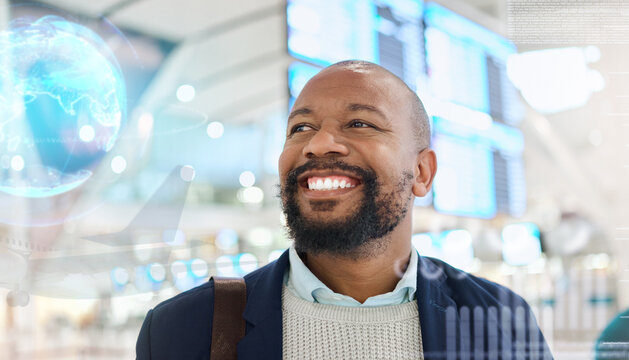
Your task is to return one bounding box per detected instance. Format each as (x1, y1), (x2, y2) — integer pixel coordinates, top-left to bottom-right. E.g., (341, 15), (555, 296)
(210, 276), (247, 360)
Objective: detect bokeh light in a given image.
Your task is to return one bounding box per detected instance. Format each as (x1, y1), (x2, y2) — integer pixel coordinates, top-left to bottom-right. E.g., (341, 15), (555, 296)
(110, 155), (126, 174)
(79, 125), (96, 142)
(110, 267), (129, 287)
(216, 229), (239, 250)
(11, 155), (24, 171)
(267, 249), (285, 263)
(137, 112), (154, 135)
(235, 253), (259, 274)
(247, 227), (273, 247)
(147, 263), (166, 283)
(411, 233), (438, 258)
(206, 121), (224, 139)
(215, 255), (237, 277)
(189, 258), (208, 278)
(176, 84), (195, 102)
(170, 260), (188, 280)
(501, 223), (542, 266)
(239, 170), (256, 187)
(442, 230), (474, 270)
(179, 165), (195, 182)
(237, 186), (264, 204)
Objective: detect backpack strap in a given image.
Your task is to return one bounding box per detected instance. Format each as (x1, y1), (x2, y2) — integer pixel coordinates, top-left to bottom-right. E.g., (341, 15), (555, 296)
(210, 276), (247, 360)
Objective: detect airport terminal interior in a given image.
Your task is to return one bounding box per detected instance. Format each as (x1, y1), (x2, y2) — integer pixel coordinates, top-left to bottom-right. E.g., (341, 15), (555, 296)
(1, 0), (628, 358)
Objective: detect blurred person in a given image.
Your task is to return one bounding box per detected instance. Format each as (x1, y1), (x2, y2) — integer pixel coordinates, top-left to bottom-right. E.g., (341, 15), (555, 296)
(136, 60), (552, 359)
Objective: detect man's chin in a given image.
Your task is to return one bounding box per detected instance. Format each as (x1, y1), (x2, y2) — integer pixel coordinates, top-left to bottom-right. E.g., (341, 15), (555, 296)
(286, 205), (355, 231)
(296, 201), (359, 221)
(305, 199), (339, 212)
(299, 194), (366, 214)
(294, 213), (351, 227)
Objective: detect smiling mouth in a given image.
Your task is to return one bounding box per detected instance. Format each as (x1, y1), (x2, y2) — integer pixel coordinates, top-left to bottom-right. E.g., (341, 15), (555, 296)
(306, 175), (360, 190)
(298, 173), (362, 197)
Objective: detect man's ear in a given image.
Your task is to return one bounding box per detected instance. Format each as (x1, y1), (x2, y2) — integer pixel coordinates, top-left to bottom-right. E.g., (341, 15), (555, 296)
(412, 149), (437, 197)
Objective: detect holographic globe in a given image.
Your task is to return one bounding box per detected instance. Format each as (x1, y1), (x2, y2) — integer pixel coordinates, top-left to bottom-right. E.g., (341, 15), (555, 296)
(0, 16), (126, 197)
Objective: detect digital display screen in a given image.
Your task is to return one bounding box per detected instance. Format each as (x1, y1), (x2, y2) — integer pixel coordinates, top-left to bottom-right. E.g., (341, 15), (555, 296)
(432, 120), (497, 219)
(423, 3), (527, 218)
(287, 0), (378, 66)
(287, 0), (425, 90)
(490, 122), (527, 217)
(424, 2), (523, 125)
(431, 116), (525, 218)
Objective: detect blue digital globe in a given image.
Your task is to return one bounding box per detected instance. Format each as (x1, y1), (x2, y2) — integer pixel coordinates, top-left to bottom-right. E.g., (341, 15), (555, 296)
(0, 16), (126, 198)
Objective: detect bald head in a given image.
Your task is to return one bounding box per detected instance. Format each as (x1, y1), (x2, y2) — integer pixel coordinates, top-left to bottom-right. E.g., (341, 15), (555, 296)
(322, 60), (431, 150)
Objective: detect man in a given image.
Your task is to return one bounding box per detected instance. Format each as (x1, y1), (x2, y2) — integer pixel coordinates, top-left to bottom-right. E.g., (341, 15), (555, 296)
(136, 60), (552, 359)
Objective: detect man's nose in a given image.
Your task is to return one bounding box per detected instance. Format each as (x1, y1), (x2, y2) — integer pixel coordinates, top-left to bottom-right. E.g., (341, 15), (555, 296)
(302, 129), (349, 158)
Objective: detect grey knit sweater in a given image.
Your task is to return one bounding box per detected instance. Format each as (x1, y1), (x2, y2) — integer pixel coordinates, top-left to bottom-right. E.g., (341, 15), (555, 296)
(281, 285), (424, 359)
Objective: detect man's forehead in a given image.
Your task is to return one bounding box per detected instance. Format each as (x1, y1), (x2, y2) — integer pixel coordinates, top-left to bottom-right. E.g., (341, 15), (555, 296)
(298, 68), (395, 104)
(295, 68), (405, 109)
(309, 66), (390, 87)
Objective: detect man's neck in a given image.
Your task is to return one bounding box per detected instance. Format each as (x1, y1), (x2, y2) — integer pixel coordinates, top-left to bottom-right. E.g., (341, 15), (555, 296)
(300, 239), (412, 304)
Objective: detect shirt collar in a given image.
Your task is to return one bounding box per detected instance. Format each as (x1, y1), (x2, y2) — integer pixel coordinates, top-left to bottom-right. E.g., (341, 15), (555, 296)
(285, 243), (418, 307)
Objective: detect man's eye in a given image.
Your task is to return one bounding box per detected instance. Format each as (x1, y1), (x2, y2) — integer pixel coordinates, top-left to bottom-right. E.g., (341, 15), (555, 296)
(349, 120), (371, 128)
(290, 124), (313, 134)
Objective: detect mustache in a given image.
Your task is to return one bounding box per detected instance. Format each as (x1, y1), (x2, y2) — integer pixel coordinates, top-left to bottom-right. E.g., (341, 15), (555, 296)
(285, 159), (373, 187)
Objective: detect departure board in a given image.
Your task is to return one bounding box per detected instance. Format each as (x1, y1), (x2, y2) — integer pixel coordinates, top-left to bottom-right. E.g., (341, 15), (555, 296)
(431, 117), (497, 219)
(424, 3), (527, 217)
(431, 116), (525, 219)
(490, 122), (526, 217)
(287, 0), (425, 90)
(424, 2), (523, 125)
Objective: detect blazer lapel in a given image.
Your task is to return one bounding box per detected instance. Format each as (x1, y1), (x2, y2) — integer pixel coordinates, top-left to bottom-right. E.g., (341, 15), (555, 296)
(237, 250), (289, 360)
(416, 255), (459, 359)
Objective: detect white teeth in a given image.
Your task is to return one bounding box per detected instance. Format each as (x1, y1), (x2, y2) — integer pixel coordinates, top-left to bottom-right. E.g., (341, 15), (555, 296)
(307, 178), (357, 191)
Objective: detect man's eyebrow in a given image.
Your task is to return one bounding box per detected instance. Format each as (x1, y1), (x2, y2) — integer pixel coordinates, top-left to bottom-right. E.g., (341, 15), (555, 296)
(347, 103), (386, 119)
(288, 107), (312, 121)
(288, 104), (388, 121)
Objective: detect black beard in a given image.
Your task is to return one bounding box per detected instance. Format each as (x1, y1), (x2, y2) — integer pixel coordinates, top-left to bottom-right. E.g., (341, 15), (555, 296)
(280, 159), (413, 260)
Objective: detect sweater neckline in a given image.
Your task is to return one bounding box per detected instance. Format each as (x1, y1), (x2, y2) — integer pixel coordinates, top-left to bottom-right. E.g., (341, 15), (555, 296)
(282, 284), (419, 323)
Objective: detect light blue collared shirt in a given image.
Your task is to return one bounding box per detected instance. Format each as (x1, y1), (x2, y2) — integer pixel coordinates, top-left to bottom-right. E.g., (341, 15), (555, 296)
(283, 243), (418, 307)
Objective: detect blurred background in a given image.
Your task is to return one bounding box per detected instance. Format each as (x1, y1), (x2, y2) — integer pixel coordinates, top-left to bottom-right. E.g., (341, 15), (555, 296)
(0, 0), (628, 358)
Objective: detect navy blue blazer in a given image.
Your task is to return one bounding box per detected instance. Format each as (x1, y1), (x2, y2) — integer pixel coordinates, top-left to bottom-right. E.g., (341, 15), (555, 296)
(136, 250), (552, 359)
